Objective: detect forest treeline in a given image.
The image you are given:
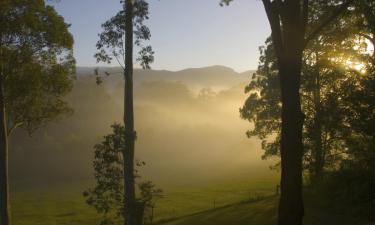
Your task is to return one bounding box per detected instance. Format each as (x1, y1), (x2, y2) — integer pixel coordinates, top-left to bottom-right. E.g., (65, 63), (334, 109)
(1, 0), (374, 225)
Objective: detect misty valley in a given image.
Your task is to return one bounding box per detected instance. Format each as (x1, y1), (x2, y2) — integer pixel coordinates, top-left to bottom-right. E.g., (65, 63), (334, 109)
(1, 1), (374, 225)
(10, 66), (279, 224)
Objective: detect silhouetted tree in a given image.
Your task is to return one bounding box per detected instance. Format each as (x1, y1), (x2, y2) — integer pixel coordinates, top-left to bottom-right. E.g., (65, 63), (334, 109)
(0, 1), (75, 224)
(83, 124), (163, 225)
(341, 0), (375, 171)
(241, 31), (369, 178)
(221, 0), (353, 224)
(94, 1), (154, 225)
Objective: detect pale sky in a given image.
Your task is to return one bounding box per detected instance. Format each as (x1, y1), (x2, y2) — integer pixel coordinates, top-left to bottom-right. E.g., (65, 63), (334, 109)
(51, 0), (270, 72)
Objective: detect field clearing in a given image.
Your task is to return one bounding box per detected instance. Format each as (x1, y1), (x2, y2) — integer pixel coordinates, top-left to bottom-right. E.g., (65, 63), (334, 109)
(11, 177), (278, 225)
(158, 196), (366, 225)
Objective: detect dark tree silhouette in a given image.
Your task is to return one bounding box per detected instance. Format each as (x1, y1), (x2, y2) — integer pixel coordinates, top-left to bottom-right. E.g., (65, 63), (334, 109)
(0, 1), (75, 224)
(221, 0), (353, 224)
(83, 124), (163, 225)
(240, 0), (371, 181)
(94, 1), (154, 225)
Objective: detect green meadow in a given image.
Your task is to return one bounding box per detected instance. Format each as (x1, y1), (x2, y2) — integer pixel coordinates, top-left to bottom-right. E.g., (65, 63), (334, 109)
(11, 178), (277, 225)
(11, 177), (367, 225)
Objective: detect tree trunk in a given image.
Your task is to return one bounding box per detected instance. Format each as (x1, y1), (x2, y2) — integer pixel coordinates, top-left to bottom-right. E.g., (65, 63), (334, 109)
(0, 36), (10, 225)
(123, 0), (137, 225)
(262, 1), (350, 224)
(0, 82), (10, 225)
(312, 70), (324, 182)
(277, 60), (305, 225)
(0, 109), (9, 225)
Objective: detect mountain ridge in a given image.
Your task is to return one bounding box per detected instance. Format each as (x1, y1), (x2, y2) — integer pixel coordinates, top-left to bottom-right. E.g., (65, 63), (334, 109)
(76, 65), (255, 76)
(76, 65), (256, 90)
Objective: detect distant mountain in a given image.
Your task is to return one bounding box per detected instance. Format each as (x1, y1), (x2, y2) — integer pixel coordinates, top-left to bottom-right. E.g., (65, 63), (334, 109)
(77, 65), (255, 90)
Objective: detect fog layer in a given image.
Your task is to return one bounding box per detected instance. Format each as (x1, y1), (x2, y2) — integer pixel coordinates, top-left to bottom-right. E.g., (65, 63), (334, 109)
(10, 66), (276, 186)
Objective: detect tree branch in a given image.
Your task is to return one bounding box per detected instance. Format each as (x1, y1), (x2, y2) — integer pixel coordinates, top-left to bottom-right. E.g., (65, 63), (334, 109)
(7, 122), (23, 137)
(113, 52), (126, 71)
(304, 0), (354, 48)
(262, 0), (285, 61)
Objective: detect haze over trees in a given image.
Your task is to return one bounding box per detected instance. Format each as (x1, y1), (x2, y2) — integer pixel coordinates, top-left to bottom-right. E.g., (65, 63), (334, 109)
(10, 67), (259, 184)
(0, 1), (75, 224)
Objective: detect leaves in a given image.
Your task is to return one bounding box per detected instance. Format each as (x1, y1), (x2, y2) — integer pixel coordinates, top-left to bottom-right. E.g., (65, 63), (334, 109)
(84, 124), (162, 225)
(95, 0), (154, 69)
(241, 0), (374, 174)
(1, 0), (76, 135)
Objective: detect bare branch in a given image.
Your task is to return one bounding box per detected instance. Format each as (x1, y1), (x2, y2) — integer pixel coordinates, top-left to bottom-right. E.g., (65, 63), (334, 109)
(7, 122), (23, 137)
(113, 54), (125, 71)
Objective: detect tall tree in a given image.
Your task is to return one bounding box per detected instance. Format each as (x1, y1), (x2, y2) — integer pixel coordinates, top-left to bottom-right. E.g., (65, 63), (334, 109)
(341, 0), (375, 171)
(241, 28), (368, 181)
(221, 0), (353, 224)
(0, 1), (75, 224)
(94, 1), (154, 224)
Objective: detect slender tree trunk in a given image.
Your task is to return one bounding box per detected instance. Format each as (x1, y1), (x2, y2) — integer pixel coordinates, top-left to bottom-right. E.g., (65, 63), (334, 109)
(0, 95), (9, 225)
(312, 70), (324, 181)
(314, 125), (323, 179)
(123, 0), (136, 225)
(0, 36), (10, 225)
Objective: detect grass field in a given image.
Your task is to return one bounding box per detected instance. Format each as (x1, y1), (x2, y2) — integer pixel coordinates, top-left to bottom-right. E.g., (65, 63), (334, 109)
(10, 177), (277, 225)
(157, 196), (367, 225)
(10, 177), (370, 225)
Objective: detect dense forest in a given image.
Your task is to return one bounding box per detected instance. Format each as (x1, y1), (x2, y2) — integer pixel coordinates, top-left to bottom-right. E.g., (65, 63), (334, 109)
(0, 0), (374, 225)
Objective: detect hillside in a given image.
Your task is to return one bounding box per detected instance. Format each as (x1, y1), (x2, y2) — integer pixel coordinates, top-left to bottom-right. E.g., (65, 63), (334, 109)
(77, 65), (255, 91)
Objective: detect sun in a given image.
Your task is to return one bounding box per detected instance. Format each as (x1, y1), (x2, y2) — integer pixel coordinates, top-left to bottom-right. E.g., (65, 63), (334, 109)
(345, 60), (367, 74)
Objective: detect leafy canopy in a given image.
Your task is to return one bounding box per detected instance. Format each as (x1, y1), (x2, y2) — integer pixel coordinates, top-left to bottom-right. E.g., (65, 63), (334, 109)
(240, 0), (374, 174)
(83, 124), (163, 225)
(94, 0), (154, 70)
(0, 0), (76, 135)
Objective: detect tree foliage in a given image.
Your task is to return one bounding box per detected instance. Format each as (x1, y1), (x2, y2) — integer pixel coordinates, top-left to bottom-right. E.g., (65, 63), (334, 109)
(94, 0), (154, 70)
(0, 0), (76, 135)
(83, 124), (163, 225)
(240, 0), (374, 180)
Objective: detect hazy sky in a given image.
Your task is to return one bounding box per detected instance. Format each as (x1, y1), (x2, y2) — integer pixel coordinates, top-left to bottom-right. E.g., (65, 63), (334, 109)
(51, 0), (270, 72)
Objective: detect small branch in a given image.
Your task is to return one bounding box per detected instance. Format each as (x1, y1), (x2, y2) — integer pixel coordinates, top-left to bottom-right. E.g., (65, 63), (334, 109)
(113, 54), (125, 71)
(304, 0), (354, 48)
(7, 122), (23, 137)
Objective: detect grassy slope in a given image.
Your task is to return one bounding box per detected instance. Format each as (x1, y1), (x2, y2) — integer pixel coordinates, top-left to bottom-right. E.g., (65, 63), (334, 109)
(158, 196), (366, 225)
(11, 178), (277, 225)
(12, 181), (100, 225)
(11, 178), (370, 225)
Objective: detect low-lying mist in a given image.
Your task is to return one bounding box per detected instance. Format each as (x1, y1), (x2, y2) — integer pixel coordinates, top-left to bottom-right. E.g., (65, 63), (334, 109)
(10, 67), (277, 188)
